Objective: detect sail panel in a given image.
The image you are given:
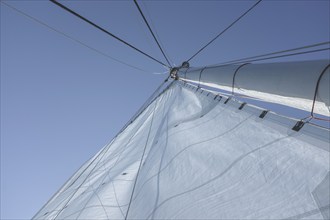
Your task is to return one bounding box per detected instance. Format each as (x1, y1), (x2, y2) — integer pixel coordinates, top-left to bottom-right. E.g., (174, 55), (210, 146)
(33, 81), (330, 219)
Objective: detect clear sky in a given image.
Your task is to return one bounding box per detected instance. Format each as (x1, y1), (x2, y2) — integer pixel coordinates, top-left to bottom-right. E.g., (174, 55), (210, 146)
(1, 0), (329, 219)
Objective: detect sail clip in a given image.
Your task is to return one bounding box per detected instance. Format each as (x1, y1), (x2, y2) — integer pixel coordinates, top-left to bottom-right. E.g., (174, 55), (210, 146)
(259, 110), (269, 119)
(238, 102), (247, 110)
(292, 120), (305, 132)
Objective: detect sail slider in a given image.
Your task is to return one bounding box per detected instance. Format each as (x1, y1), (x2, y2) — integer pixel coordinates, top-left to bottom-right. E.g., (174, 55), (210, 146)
(259, 110), (269, 119)
(238, 102), (247, 110)
(292, 120), (305, 132)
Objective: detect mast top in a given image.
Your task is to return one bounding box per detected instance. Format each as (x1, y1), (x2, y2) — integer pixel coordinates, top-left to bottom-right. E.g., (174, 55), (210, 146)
(170, 61), (190, 80)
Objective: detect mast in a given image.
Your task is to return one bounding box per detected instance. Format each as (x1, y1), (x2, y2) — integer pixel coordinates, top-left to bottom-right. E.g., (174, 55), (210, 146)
(178, 60), (330, 116)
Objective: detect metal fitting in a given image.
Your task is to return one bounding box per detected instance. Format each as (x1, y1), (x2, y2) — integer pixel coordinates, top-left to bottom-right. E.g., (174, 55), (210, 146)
(170, 67), (179, 80)
(181, 61), (190, 68)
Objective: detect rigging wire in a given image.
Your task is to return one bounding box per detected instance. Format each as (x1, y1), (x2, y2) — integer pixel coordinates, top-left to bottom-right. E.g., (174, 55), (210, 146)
(222, 48), (330, 66)
(119, 76), (171, 136)
(187, 0), (263, 62)
(1, 1), (149, 73)
(141, 0), (174, 65)
(123, 77), (173, 220)
(124, 99), (158, 220)
(187, 48), (330, 73)
(310, 64), (330, 121)
(217, 41), (330, 66)
(49, 0), (170, 68)
(134, 0), (172, 67)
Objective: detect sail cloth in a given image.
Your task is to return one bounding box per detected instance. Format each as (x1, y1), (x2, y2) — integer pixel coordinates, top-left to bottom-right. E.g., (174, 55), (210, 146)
(33, 81), (330, 220)
(178, 60), (330, 116)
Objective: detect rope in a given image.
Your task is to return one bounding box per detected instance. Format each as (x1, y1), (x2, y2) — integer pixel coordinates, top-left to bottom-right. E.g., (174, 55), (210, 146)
(124, 93), (159, 220)
(49, 0), (170, 68)
(231, 63), (250, 96)
(310, 64), (330, 121)
(134, 0), (172, 67)
(141, 1), (174, 65)
(203, 48), (330, 70)
(236, 48), (330, 65)
(115, 76), (170, 140)
(218, 41), (330, 66)
(187, 0), (263, 62)
(198, 67), (207, 88)
(312, 117), (330, 122)
(1, 1), (149, 73)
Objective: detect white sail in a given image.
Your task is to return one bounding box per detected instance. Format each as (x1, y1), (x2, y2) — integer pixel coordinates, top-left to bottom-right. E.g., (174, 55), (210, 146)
(33, 81), (329, 220)
(178, 60), (330, 116)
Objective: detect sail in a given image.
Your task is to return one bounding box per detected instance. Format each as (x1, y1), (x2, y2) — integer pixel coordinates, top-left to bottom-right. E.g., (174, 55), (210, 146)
(33, 81), (329, 220)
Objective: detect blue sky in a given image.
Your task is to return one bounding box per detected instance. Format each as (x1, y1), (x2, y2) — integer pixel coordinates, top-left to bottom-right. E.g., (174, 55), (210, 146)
(1, 0), (329, 219)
